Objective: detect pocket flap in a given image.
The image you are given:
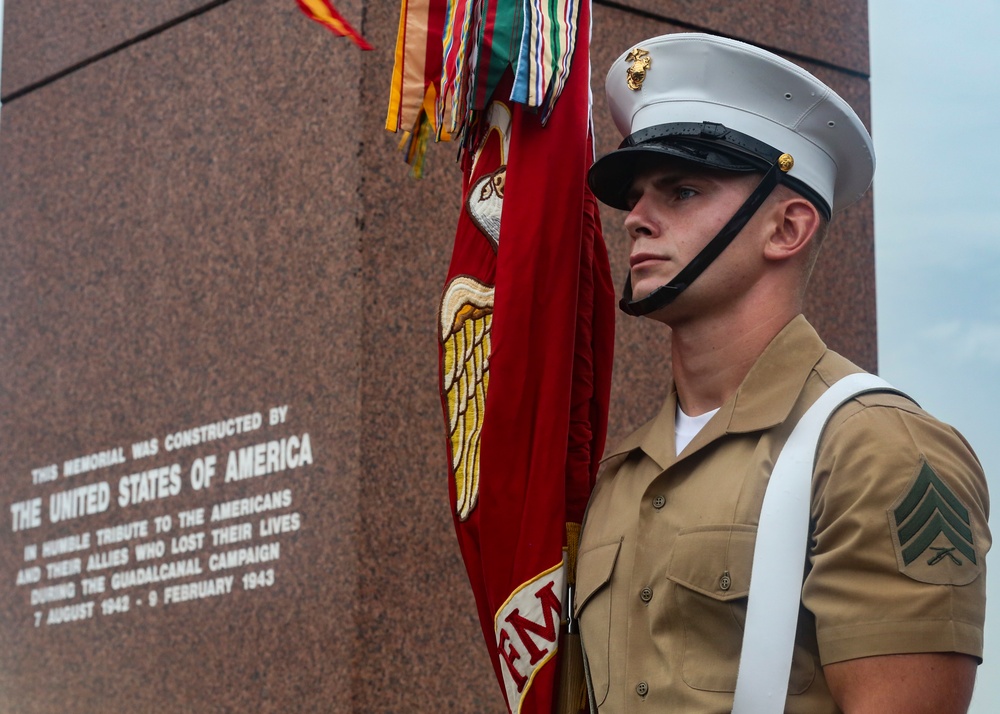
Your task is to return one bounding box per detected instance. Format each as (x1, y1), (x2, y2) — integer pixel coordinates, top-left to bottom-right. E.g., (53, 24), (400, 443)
(667, 525), (756, 601)
(575, 538), (622, 616)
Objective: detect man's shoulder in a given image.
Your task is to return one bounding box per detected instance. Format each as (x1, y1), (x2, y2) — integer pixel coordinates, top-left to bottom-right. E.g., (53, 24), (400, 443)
(807, 349), (986, 524)
(809, 348), (963, 446)
(812, 343), (864, 384)
(811, 359), (988, 551)
(810, 346), (930, 423)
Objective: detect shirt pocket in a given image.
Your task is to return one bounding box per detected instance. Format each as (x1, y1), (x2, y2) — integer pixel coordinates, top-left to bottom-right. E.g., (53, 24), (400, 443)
(575, 537), (622, 707)
(666, 524), (815, 694)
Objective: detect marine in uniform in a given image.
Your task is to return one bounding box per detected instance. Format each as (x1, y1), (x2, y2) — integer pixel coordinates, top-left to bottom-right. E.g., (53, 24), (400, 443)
(576, 33), (990, 712)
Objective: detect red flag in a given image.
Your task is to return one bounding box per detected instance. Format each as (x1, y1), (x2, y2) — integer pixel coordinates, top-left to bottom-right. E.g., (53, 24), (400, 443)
(437, 0), (615, 709)
(296, 0), (373, 51)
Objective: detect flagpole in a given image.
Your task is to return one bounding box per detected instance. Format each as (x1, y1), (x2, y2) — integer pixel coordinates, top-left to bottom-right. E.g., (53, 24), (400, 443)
(556, 522), (587, 713)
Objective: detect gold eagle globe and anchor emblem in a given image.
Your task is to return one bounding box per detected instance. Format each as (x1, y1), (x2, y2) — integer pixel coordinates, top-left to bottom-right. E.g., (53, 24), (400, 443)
(440, 101), (511, 521)
(625, 48), (651, 90)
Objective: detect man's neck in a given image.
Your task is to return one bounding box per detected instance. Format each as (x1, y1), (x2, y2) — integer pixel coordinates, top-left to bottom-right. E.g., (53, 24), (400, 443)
(670, 306), (799, 416)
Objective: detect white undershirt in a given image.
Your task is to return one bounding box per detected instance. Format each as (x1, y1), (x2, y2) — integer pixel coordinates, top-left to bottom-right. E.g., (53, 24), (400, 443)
(675, 404), (720, 455)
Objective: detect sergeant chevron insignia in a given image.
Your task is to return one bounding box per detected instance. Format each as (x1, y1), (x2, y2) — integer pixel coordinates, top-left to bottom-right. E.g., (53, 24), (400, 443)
(888, 459), (981, 585)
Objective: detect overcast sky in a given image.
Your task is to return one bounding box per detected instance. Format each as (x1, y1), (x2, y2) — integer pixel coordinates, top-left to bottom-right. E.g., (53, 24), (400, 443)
(869, 2), (999, 710)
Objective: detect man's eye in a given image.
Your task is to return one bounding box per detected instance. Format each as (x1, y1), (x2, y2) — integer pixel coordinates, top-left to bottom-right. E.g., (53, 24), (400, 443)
(677, 187), (698, 200)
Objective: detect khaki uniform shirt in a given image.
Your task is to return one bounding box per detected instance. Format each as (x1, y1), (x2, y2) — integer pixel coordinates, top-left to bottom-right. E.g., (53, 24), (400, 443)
(576, 315), (990, 713)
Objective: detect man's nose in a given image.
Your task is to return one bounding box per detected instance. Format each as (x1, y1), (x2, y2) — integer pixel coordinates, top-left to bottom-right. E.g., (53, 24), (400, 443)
(624, 194), (657, 241)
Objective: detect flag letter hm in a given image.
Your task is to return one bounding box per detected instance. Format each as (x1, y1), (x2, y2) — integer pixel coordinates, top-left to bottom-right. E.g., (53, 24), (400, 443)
(495, 563), (566, 710)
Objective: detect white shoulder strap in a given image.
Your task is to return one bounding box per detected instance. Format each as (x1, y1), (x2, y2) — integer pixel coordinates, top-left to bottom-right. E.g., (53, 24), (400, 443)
(732, 373), (904, 713)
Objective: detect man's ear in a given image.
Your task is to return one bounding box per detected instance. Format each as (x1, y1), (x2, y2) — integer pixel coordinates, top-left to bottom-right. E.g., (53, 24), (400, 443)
(763, 197), (822, 262)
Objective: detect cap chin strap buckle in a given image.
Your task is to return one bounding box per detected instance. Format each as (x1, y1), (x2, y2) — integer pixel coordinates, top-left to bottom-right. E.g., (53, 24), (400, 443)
(619, 157), (787, 317)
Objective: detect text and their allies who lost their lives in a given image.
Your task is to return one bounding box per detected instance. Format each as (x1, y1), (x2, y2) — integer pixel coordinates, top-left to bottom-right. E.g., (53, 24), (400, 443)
(7, 405), (314, 628)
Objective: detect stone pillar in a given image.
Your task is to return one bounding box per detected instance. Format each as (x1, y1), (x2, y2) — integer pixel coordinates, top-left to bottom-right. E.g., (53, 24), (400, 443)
(0, 1), (872, 711)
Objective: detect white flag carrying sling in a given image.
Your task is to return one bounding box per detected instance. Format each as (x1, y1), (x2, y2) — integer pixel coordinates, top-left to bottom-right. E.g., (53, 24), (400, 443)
(732, 373), (905, 713)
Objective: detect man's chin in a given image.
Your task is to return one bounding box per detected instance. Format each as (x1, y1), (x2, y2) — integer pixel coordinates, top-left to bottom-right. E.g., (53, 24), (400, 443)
(626, 278), (692, 323)
(630, 278), (668, 303)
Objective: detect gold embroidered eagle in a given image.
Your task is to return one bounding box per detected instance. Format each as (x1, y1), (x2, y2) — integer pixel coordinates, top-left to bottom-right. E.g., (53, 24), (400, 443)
(440, 276), (494, 521)
(439, 101), (510, 522)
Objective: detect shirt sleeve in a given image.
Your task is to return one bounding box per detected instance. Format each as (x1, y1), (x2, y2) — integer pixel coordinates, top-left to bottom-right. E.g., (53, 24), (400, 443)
(803, 393), (990, 665)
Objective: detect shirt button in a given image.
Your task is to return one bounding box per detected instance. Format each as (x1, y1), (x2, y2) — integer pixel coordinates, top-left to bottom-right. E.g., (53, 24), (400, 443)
(652, 495), (665, 509)
(636, 681), (649, 697)
(640, 587), (653, 603)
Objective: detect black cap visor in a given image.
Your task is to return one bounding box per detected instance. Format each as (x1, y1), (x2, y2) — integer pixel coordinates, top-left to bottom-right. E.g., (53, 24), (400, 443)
(588, 141), (765, 210)
(588, 121), (830, 218)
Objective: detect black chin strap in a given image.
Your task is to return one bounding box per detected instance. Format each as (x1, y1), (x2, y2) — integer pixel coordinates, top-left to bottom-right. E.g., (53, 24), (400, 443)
(619, 159), (785, 317)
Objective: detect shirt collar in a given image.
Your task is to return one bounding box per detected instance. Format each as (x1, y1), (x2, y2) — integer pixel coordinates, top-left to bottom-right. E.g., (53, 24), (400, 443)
(602, 315), (827, 470)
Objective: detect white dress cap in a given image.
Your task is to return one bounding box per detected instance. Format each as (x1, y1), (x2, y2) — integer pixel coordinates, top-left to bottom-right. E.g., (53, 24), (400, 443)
(590, 33), (875, 215)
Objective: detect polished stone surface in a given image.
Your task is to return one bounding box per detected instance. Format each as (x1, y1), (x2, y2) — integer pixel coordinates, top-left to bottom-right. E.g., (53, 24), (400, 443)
(0, 3), (366, 711)
(351, 0), (499, 708)
(594, 0), (870, 75)
(0, 1), (873, 712)
(1, 0), (211, 97)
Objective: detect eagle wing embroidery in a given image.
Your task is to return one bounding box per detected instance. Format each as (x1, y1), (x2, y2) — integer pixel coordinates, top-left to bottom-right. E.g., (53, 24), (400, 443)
(440, 276), (494, 521)
(439, 101), (509, 521)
